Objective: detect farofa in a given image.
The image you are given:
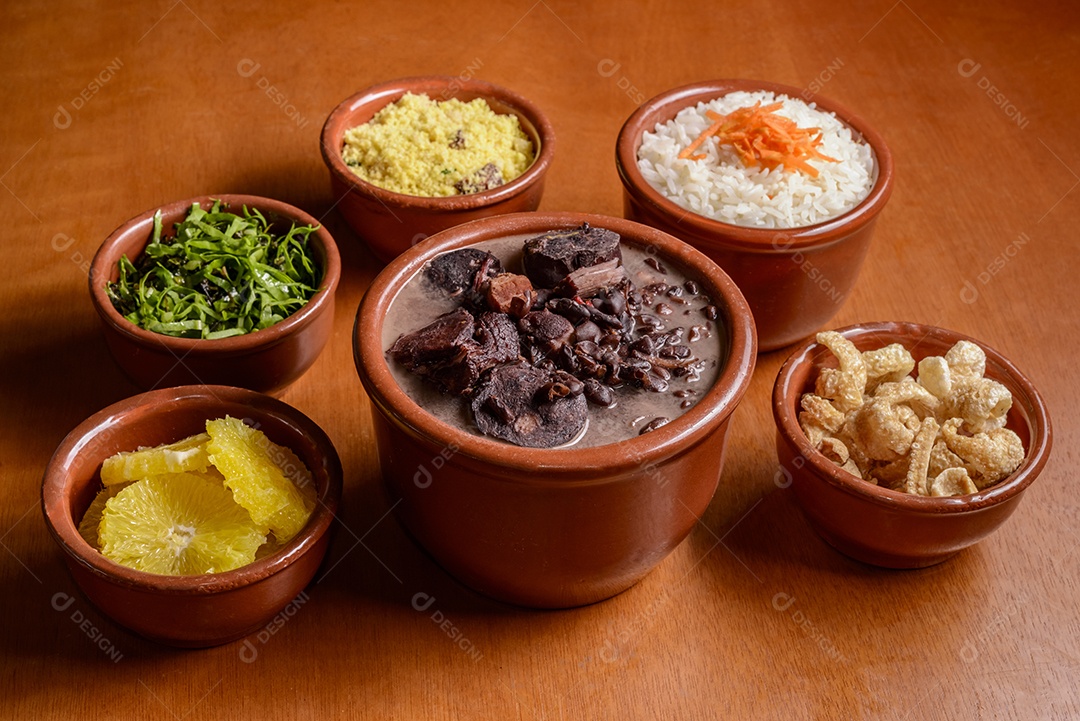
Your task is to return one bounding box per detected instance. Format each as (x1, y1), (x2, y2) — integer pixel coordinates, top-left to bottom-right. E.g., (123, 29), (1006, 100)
(342, 92), (534, 197)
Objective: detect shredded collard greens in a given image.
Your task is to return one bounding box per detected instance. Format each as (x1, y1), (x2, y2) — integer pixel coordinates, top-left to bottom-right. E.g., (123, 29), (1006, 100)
(106, 200), (322, 339)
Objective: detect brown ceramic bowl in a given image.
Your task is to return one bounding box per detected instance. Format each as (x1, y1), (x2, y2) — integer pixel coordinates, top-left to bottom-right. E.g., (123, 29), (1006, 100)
(41, 385), (343, 647)
(89, 195), (341, 395)
(320, 76), (555, 263)
(616, 79), (894, 352)
(772, 322), (1052, 568)
(354, 211), (756, 608)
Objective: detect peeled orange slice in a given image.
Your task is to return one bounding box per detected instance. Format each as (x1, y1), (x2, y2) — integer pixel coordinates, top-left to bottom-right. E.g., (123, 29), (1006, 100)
(78, 483), (128, 548)
(206, 417), (315, 543)
(98, 472), (265, 575)
(100, 432), (211, 486)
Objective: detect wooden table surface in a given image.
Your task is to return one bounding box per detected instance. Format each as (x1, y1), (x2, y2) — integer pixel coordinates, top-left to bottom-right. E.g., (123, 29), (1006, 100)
(3, 1), (1077, 718)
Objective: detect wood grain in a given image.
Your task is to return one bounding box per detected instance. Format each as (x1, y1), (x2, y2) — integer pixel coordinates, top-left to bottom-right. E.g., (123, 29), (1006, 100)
(2, 1), (1077, 718)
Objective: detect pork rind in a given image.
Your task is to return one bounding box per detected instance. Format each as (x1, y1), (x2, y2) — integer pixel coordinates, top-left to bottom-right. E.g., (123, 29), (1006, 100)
(797, 333), (1026, 497)
(863, 343), (915, 391)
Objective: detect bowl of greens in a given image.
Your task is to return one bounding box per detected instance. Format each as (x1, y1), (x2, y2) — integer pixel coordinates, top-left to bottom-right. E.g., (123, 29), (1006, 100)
(89, 195), (341, 394)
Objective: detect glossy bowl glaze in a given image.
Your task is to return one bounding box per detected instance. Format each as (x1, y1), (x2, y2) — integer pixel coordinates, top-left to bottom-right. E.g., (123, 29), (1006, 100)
(320, 76), (556, 263)
(354, 211), (756, 607)
(41, 385), (343, 647)
(616, 79), (894, 352)
(90, 195), (340, 395)
(772, 322), (1052, 568)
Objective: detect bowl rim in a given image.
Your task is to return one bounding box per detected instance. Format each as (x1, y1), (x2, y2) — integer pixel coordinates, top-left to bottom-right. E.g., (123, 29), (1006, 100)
(354, 211), (757, 481)
(319, 75), (556, 210)
(40, 385), (344, 594)
(771, 321), (1053, 513)
(88, 194), (342, 354)
(615, 78), (895, 251)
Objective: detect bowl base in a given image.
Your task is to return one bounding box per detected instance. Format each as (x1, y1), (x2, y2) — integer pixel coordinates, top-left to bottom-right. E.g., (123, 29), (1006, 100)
(811, 525), (961, 569)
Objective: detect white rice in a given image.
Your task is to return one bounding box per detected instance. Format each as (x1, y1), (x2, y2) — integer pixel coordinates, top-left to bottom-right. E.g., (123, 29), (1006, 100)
(636, 90), (876, 229)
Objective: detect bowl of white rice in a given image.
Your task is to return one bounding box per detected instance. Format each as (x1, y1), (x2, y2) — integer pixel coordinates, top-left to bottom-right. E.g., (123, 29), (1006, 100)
(616, 79), (893, 352)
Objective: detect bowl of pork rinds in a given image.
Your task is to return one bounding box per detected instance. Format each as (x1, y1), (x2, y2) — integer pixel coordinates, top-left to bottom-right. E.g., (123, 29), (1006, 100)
(772, 322), (1052, 568)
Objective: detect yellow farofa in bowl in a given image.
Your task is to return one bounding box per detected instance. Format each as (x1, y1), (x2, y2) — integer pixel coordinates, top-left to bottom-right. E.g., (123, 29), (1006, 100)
(341, 92), (535, 197)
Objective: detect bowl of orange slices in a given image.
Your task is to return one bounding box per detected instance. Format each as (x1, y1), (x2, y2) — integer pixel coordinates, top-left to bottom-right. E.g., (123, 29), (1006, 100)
(41, 385), (342, 647)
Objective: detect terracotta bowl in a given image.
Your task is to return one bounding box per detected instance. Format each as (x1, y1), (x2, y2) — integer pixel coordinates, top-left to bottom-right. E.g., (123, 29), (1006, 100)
(354, 211), (756, 607)
(320, 76), (556, 263)
(616, 79), (894, 352)
(89, 195), (341, 395)
(41, 385), (343, 647)
(772, 322), (1052, 568)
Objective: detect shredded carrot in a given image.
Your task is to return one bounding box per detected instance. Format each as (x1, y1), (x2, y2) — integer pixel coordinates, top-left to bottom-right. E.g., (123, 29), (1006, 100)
(677, 101), (839, 177)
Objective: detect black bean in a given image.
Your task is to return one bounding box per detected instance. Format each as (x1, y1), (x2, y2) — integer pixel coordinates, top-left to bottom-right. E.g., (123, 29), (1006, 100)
(606, 290), (626, 315)
(684, 280), (700, 295)
(639, 417), (670, 434)
(702, 305), (719, 321)
(680, 399), (694, 409)
(558, 373), (585, 396)
(656, 302), (673, 316)
(529, 288), (549, 309)
(566, 342), (583, 365)
(673, 389), (696, 399)
(574, 340), (600, 357)
(578, 354), (601, 376)
(539, 381), (571, 401)
(664, 327), (685, 344)
(547, 297), (590, 324)
(649, 377), (669, 393)
(583, 379), (614, 407)
(629, 336), (654, 356)
(636, 313), (664, 332)
(587, 305), (623, 329)
(659, 344), (692, 359)
(650, 365), (671, 381)
(666, 285), (683, 299)
(644, 257), (667, 274)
